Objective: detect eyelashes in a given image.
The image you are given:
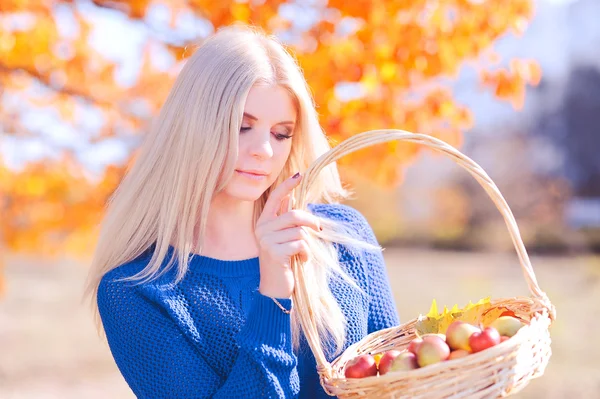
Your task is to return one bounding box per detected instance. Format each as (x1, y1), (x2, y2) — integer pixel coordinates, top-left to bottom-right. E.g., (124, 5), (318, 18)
(239, 126), (293, 141)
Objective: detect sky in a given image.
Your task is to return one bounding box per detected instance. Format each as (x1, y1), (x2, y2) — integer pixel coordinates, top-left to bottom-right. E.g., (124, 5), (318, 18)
(0, 0), (591, 183)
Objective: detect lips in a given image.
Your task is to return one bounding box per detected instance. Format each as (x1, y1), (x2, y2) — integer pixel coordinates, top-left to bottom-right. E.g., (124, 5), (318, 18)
(236, 170), (268, 176)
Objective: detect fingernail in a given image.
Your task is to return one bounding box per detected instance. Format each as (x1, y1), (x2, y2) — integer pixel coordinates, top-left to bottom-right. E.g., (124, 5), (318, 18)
(292, 172), (301, 179)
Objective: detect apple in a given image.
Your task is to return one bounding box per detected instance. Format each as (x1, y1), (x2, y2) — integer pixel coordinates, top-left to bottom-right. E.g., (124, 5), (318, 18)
(445, 321), (480, 351)
(377, 350), (402, 375)
(407, 337), (423, 355)
(379, 351), (418, 374)
(389, 351), (419, 372)
(416, 335), (450, 367)
(407, 333), (445, 355)
(422, 333), (447, 342)
(344, 354), (378, 378)
(448, 349), (470, 360)
(469, 327), (501, 353)
(500, 336), (510, 343)
(491, 316), (523, 338)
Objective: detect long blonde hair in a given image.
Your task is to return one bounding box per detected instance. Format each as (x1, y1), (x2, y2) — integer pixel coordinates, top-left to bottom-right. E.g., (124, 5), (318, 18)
(82, 24), (381, 358)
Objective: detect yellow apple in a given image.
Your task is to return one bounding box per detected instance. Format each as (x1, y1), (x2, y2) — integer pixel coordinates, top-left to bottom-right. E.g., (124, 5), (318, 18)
(446, 321), (480, 351)
(490, 316), (523, 337)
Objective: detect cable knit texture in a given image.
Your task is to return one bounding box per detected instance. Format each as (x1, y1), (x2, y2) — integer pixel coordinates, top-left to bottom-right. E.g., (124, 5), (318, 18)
(97, 203), (400, 398)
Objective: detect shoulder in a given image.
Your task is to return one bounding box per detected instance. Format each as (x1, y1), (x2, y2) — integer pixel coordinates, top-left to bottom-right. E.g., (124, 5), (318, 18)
(307, 203), (369, 225)
(100, 247), (151, 283)
(98, 245), (187, 311)
(97, 260), (143, 305)
(99, 243), (179, 287)
(97, 248), (158, 303)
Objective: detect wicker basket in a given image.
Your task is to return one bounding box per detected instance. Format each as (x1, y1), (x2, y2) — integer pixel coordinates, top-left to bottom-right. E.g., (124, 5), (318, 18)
(289, 130), (556, 399)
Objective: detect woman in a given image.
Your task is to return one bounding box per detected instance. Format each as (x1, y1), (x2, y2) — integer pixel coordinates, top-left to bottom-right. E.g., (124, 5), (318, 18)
(83, 24), (399, 398)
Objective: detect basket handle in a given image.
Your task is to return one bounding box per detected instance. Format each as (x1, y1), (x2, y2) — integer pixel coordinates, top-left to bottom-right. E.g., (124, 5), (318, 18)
(289, 129), (556, 380)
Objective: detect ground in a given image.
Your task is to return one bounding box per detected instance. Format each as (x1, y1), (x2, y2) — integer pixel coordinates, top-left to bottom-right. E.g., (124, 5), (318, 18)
(1, 248), (599, 398)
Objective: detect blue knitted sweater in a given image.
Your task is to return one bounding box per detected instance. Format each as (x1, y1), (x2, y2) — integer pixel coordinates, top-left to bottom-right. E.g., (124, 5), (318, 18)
(97, 203), (400, 398)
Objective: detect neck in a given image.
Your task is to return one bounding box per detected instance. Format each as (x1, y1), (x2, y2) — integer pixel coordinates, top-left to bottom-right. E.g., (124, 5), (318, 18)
(196, 194), (259, 259)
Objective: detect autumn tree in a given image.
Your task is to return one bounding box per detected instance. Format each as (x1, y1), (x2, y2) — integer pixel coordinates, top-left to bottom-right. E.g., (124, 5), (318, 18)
(0, 0), (541, 279)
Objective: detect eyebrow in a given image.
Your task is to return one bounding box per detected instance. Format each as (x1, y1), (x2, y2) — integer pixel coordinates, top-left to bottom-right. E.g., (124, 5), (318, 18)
(243, 112), (295, 125)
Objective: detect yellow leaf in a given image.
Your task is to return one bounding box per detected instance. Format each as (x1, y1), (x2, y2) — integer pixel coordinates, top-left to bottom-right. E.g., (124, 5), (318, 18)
(373, 353), (383, 367)
(480, 307), (508, 328)
(456, 297), (492, 327)
(415, 297), (500, 335)
(427, 298), (438, 317)
(416, 299), (454, 335)
(415, 298), (440, 335)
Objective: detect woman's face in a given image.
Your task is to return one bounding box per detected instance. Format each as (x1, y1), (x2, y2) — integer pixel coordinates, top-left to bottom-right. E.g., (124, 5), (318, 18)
(224, 84), (297, 202)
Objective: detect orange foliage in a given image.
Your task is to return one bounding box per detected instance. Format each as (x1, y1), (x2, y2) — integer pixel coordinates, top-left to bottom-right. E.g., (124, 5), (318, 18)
(0, 156), (125, 259)
(0, 0), (540, 259)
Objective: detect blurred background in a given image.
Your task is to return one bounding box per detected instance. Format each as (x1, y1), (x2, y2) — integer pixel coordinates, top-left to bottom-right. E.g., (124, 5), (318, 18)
(1, 0), (599, 397)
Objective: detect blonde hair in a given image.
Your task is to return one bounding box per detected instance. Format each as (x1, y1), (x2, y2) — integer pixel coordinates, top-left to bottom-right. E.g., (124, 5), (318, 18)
(82, 24), (381, 358)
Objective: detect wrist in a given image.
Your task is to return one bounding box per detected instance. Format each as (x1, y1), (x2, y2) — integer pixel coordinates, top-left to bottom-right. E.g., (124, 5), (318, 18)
(258, 286), (292, 300)
(256, 288), (293, 314)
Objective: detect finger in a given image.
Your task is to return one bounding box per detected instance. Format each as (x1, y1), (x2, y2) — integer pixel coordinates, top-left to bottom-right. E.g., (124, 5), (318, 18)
(298, 249), (308, 263)
(271, 226), (309, 244)
(279, 194), (290, 217)
(261, 172), (302, 221)
(280, 240), (310, 262)
(297, 240), (310, 263)
(270, 209), (322, 233)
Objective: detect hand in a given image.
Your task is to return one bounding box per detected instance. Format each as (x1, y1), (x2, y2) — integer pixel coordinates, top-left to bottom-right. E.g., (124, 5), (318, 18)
(254, 172), (322, 299)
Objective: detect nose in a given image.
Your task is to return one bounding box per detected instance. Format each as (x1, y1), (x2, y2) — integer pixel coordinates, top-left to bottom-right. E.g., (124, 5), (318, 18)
(248, 129), (273, 160)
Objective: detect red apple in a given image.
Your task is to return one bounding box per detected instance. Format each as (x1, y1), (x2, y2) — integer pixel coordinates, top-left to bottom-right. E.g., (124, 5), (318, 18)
(469, 327), (501, 353)
(491, 316), (523, 338)
(446, 321), (480, 351)
(448, 349), (470, 360)
(416, 335), (450, 367)
(407, 337), (423, 355)
(377, 350), (402, 375)
(388, 351), (419, 373)
(344, 354), (378, 378)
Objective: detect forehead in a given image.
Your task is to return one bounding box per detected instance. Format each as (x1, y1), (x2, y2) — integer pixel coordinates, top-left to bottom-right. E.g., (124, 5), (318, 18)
(243, 85), (297, 122)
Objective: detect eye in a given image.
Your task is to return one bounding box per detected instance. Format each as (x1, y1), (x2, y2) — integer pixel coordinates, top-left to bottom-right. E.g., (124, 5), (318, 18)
(274, 133), (293, 141)
(240, 126), (293, 141)
(274, 126), (294, 141)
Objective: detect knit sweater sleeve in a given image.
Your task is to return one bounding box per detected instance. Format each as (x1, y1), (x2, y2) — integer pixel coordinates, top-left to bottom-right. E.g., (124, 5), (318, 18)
(97, 271), (299, 399)
(328, 204), (401, 333)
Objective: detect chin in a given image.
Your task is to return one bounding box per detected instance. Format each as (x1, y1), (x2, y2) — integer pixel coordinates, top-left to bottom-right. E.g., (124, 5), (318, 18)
(231, 192), (263, 202)
(217, 171), (280, 202)
(221, 184), (267, 203)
